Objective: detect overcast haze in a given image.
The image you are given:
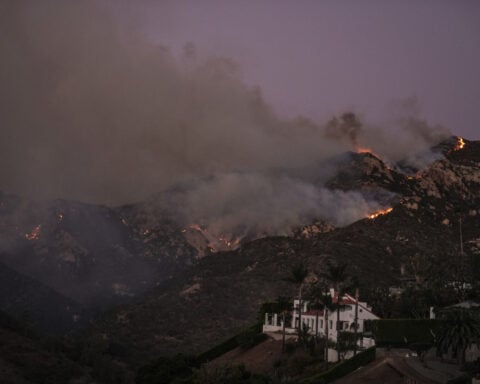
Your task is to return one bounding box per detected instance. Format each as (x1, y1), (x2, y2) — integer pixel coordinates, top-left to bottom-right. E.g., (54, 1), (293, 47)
(0, 0), (478, 209)
(137, 0), (480, 137)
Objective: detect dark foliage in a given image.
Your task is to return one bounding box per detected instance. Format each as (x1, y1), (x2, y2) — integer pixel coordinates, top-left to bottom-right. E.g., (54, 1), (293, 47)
(365, 319), (442, 347)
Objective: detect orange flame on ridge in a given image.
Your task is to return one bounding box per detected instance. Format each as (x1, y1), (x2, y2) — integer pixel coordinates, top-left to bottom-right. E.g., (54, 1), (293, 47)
(454, 137), (465, 151)
(357, 147), (373, 154)
(367, 207), (393, 220)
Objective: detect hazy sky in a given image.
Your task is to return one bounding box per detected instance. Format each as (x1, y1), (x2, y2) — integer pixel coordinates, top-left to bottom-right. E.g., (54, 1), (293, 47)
(130, 0), (479, 139)
(0, 0), (477, 206)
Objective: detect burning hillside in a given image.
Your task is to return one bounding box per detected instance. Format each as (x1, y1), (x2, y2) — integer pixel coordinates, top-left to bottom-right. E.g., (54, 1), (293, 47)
(367, 207), (393, 220)
(454, 136), (465, 151)
(83, 137), (480, 363)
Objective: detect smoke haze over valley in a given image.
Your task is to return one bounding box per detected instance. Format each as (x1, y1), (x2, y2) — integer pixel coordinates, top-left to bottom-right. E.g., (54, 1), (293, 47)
(2, 0), (472, 242)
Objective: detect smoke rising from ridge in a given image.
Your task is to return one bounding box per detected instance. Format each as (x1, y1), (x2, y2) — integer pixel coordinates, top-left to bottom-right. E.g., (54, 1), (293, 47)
(0, 1), (451, 238)
(155, 172), (391, 239)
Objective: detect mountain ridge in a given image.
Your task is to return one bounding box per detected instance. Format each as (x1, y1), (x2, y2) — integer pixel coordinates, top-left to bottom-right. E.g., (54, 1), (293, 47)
(1, 136), (479, 373)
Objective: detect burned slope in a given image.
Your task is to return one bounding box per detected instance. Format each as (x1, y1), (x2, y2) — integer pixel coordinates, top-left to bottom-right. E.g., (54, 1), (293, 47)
(83, 138), (480, 368)
(0, 261), (87, 334)
(0, 311), (89, 384)
(0, 192), (198, 332)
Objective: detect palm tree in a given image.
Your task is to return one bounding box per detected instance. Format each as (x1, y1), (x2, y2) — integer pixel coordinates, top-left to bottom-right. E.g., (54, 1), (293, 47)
(275, 296), (292, 353)
(437, 307), (480, 365)
(350, 277), (361, 356)
(321, 288), (335, 365)
(286, 262), (309, 340)
(324, 262), (349, 361)
(303, 283), (325, 357)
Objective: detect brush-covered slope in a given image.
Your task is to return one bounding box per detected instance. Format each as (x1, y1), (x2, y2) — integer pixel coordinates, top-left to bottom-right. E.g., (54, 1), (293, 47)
(0, 193), (198, 314)
(82, 138), (480, 368)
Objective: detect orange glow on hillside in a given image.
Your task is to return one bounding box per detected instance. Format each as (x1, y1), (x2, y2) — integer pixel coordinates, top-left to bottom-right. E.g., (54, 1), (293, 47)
(357, 147), (373, 154)
(186, 224), (242, 251)
(356, 147), (384, 160)
(367, 207), (393, 220)
(25, 225), (41, 240)
(454, 137), (465, 151)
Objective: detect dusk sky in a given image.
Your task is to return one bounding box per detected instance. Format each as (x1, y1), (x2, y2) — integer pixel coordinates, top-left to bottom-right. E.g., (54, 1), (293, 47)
(131, 0), (479, 139)
(1, 0), (479, 204)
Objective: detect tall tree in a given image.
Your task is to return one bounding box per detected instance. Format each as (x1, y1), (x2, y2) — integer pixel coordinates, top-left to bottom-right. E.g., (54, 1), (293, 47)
(324, 262), (349, 361)
(304, 283), (325, 357)
(437, 307), (480, 365)
(286, 262), (309, 341)
(321, 288), (335, 364)
(275, 296), (292, 353)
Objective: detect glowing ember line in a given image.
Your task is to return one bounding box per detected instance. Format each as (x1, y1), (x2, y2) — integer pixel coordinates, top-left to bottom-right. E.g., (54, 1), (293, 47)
(367, 207), (393, 220)
(25, 225), (41, 240)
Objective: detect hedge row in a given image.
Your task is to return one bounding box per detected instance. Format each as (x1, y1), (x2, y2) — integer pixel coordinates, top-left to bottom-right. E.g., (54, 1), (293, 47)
(299, 347), (376, 384)
(446, 374), (471, 384)
(196, 323), (263, 363)
(365, 319), (442, 347)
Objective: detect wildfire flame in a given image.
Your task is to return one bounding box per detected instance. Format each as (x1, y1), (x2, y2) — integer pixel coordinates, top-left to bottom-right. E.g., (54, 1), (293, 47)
(356, 146), (386, 162)
(357, 147), (373, 154)
(218, 234), (241, 249)
(454, 137), (465, 151)
(185, 224), (242, 252)
(57, 213), (64, 223)
(367, 207), (393, 220)
(25, 225), (41, 240)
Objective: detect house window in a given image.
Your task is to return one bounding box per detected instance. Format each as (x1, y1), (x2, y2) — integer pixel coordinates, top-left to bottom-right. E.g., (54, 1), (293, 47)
(329, 320), (332, 329)
(320, 320), (323, 328)
(344, 322), (349, 330)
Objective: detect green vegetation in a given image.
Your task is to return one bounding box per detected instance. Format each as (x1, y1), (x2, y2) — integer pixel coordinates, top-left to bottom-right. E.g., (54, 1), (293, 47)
(285, 262), (309, 339)
(365, 319), (441, 347)
(324, 261), (350, 362)
(436, 308), (480, 365)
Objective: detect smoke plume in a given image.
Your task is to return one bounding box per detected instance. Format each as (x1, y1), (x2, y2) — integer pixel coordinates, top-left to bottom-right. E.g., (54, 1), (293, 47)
(0, 1), (450, 237)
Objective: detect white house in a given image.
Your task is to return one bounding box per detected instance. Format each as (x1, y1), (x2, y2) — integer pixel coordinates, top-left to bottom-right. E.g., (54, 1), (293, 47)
(263, 289), (379, 361)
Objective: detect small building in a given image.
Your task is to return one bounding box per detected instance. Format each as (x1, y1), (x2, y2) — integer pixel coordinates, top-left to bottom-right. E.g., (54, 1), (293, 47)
(263, 289), (379, 362)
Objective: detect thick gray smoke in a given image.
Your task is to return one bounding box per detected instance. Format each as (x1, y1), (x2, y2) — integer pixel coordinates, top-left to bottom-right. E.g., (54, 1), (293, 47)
(157, 172), (389, 238)
(0, 1), (450, 237)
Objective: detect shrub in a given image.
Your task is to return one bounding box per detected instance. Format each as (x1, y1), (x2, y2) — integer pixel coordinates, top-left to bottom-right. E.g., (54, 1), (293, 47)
(365, 319), (442, 347)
